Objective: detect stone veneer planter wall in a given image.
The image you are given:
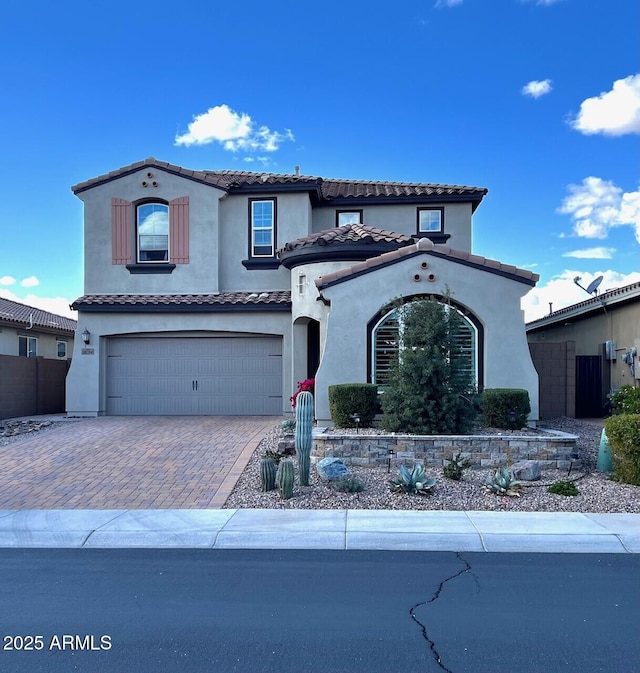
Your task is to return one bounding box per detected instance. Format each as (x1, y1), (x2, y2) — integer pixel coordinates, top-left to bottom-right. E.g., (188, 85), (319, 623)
(313, 430), (580, 470)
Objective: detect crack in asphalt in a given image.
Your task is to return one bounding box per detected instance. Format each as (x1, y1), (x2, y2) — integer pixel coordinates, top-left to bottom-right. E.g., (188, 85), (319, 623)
(409, 552), (473, 673)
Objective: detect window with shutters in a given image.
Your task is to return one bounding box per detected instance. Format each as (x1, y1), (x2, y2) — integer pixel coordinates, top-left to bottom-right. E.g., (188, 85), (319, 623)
(111, 196), (189, 273)
(372, 301), (478, 388)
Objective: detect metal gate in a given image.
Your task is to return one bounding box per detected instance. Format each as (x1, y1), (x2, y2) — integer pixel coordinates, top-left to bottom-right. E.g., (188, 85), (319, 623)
(575, 355), (603, 418)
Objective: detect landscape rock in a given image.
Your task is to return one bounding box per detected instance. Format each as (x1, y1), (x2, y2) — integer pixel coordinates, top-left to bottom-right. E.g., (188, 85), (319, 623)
(316, 457), (350, 482)
(277, 438), (296, 456)
(511, 460), (541, 481)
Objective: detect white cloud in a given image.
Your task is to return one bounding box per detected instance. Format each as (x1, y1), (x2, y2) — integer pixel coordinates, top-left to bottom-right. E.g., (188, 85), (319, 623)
(558, 177), (640, 243)
(522, 79), (552, 98)
(522, 270), (640, 322)
(175, 104), (294, 154)
(21, 276), (40, 288)
(570, 74), (640, 136)
(521, 0), (565, 5)
(562, 247), (616, 259)
(0, 276), (16, 285)
(435, 0), (463, 7)
(0, 288), (77, 320)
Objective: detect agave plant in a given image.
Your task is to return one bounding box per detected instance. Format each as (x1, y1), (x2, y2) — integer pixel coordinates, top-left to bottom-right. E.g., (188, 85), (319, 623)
(485, 467), (523, 497)
(390, 465), (436, 495)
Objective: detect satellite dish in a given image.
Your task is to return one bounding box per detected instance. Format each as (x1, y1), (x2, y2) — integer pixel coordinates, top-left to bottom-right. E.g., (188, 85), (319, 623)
(586, 276), (604, 295)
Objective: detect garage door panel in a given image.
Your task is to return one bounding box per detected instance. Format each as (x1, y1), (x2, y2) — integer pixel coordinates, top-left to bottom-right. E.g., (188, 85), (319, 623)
(107, 337), (283, 416)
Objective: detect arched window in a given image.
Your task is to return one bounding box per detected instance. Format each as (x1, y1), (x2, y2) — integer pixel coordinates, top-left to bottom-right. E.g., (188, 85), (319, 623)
(137, 202), (169, 262)
(372, 301), (478, 388)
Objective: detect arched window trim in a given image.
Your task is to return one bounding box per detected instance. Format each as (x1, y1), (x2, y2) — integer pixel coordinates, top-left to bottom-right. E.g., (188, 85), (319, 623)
(369, 296), (482, 389)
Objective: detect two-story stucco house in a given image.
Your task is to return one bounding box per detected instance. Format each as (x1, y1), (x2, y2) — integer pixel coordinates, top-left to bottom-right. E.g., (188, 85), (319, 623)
(66, 157), (540, 423)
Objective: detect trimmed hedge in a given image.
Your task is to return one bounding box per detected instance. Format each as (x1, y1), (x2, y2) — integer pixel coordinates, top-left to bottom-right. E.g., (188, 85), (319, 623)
(482, 389), (531, 429)
(604, 414), (640, 485)
(328, 384), (379, 428)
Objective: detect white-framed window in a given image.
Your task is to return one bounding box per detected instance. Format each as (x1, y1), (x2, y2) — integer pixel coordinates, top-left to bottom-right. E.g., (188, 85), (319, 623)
(298, 273), (307, 295)
(417, 207), (443, 234)
(250, 199), (276, 257)
(372, 302), (477, 387)
(19, 335), (37, 358)
(336, 210), (363, 227)
(137, 202), (169, 262)
(56, 340), (67, 358)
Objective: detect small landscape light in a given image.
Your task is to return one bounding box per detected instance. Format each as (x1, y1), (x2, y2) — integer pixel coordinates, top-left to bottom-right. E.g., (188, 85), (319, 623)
(350, 413), (361, 434)
(388, 448), (395, 473)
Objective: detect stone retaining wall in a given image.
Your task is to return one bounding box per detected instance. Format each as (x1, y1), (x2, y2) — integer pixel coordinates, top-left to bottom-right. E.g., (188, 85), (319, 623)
(313, 430), (579, 470)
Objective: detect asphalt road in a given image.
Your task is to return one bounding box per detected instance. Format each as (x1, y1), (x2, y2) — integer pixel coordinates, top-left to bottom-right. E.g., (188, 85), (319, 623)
(0, 549), (638, 673)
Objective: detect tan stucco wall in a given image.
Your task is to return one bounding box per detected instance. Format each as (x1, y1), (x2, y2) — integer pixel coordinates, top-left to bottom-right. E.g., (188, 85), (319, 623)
(311, 202), (473, 252)
(527, 299), (640, 391)
(218, 192), (310, 292)
(78, 167), (226, 294)
(0, 326), (72, 359)
(313, 247), (539, 424)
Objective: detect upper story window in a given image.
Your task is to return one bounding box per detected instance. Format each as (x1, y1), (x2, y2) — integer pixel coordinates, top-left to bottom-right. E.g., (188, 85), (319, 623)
(57, 340), (67, 358)
(250, 199), (276, 257)
(137, 203), (169, 263)
(417, 207), (444, 234)
(19, 335), (37, 358)
(336, 210), (363, 227)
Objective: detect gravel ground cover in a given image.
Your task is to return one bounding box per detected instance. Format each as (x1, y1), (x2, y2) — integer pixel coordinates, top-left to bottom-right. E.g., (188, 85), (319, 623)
(224, 418), (640, 513)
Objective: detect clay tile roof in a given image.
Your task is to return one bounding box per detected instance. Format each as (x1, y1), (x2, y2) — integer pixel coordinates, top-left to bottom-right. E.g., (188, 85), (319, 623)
(315, 242), (539, 290)
(71, 292), (291, 310)
(319, 178), (487, 201)
(278, 224), (414, 254)
(71, 158), (488, 208)
(0, 297), (77, 332)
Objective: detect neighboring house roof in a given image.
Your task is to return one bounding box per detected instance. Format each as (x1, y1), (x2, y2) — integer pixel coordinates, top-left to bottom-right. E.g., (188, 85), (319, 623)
(315, 237), (539, 290)
(71, 292), (291, 312)
(0, 297), (77, 334)
(71, 157), (488, 210)
(526, 281), (640, 331)
(278, 224), (415, 269)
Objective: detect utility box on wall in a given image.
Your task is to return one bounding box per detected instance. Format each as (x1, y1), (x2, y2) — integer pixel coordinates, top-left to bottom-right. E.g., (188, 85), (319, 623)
(605, 340), (617, 361)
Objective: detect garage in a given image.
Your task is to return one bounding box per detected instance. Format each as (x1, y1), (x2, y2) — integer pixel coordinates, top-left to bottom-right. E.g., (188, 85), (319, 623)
(106, 336), (283, 415)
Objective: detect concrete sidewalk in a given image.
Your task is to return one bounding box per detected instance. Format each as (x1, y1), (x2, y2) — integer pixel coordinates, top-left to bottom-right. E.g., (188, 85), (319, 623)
(0, 509), (637, 553)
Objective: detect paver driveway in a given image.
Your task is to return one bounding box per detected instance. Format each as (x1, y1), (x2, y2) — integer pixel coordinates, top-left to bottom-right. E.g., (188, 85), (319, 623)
(0, 416), (278, 509)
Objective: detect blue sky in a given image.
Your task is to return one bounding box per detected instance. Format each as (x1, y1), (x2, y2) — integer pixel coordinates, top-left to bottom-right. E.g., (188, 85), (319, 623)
(1, 0), (638, 322)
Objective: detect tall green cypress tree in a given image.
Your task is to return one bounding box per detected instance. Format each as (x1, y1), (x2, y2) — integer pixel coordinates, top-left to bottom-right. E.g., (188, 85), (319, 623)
(381, 296), (477, 434)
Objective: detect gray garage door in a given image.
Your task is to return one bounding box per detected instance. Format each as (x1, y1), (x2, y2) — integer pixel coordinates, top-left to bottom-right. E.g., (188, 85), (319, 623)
(106, 336), (282, 415)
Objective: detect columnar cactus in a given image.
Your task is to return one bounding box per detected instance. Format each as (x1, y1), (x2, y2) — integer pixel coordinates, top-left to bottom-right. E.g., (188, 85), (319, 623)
(295, 390), (314, 486)
(277, 458), (295, 500)
(259, 456), (277, 492)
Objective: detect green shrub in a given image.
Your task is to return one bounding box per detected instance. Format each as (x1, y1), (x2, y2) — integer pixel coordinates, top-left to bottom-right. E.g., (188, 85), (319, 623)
(482, 389), (531, 429)
(443, 452), (472, 481)
(610, 385), (640, 415)
(604, 414), (640, 485)
(330, 476), (365, 493)
(328, 383), (379, 428)
(380, 297), (478, 434)
(547, 480), (579, 496)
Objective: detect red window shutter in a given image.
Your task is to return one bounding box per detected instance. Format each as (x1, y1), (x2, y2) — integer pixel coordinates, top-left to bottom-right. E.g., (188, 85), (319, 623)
(111, 198), (132, 264)
(169, 196), (189, 264)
